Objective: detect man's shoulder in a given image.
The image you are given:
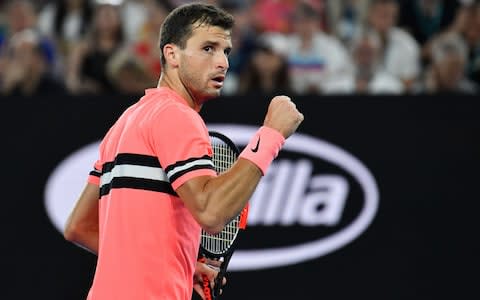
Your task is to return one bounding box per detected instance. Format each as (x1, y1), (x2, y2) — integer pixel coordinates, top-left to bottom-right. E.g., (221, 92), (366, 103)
(142, 90), (201, 125)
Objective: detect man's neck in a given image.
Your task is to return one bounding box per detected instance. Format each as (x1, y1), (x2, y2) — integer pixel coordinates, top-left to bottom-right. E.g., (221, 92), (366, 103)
(157, 73), (202, 112)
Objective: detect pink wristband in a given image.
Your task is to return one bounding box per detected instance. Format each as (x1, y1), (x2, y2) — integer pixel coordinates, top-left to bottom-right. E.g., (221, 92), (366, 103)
(239, 126), (285, 175)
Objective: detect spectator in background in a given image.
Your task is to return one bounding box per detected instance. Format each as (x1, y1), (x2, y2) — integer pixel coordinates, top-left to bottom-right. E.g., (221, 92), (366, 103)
(130, 0), (168, 84)
(398, 0), (459, 46)
(120, 0), (151, 43)
(106, 47), (156, 94)
(366, 0), (421, 91)
(414, 32), (478, 94)
(462, 1), (480, 86)
(326, 0), (370, 46)
(427, 1), (480, 86)
(267, 3), (353, 95)
(324, 29), (404, 94)
(37, 0), (93, 58)
(221, 2), (257, 95)
(252, 0), (296, 34)
(66, 4), (125, 94)
(0, 0), (56, 66)
(237, 39), (291, 95)
(1, 29), (65, 96)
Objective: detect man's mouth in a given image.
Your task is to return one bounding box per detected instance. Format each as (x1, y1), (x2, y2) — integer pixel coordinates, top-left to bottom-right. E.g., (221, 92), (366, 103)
(211, 75), (225, 85)
(211, 75), (225, 89)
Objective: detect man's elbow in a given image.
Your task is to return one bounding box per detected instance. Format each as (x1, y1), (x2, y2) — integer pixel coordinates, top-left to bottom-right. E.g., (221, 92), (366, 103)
(64, 222), (79, 242)
(64, 221), (91, 243)
(197, 213), (225, 235)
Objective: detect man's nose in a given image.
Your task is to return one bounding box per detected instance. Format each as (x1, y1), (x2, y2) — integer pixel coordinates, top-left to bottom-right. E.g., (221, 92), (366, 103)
(216, 52), (229, 70)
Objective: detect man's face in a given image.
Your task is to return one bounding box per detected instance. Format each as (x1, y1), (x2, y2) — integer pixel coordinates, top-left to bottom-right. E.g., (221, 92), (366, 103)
(435, 53), (465, 87)
(354, 38), (379, 68)
(369, 3), (398, 33)
(177, 24), (232, 104)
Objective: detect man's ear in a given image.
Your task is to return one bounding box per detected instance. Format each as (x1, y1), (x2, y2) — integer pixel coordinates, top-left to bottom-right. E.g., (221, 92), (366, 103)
(163, 44), (179, 68)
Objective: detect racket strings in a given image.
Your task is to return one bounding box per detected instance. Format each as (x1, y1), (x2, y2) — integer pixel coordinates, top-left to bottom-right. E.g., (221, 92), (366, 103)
(201, 137), (240, 254)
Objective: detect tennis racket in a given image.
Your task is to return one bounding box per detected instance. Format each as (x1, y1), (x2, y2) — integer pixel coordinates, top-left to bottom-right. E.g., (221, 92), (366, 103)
(198, 131), (249, 300)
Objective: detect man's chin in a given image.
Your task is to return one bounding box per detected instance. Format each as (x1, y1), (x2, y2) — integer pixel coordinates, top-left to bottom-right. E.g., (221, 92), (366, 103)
(199, 89), (222, 103)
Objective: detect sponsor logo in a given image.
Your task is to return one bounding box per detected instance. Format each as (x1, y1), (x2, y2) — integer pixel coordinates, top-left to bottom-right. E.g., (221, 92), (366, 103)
(44, 124), (379, 271)
(251, 136), (260, 152)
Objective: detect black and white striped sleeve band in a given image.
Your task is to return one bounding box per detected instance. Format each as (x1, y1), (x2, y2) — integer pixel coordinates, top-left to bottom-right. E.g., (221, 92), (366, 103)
(89, 169), (102, 178)
(165, 155), (215, 183)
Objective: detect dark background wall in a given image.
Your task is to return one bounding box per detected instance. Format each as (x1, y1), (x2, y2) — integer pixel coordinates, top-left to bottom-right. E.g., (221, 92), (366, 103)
(1, 94), (479, 300)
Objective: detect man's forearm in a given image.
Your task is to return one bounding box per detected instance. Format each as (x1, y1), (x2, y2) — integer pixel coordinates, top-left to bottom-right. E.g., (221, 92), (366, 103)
(177, 158), (262, 233)
(202, 159), (261, 226)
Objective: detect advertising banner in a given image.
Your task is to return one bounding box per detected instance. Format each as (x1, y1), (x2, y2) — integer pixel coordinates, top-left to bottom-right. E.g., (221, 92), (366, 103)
(2, 95), (478, 300)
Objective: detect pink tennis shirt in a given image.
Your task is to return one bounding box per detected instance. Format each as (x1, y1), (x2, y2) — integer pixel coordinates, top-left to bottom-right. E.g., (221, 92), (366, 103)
(86, 87), (216, 300)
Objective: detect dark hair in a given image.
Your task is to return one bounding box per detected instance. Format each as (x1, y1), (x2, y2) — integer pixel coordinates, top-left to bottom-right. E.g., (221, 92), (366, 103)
(159, 3), (234, 66)
(89, 4), (124, 48)
(239, 42), (291, 95)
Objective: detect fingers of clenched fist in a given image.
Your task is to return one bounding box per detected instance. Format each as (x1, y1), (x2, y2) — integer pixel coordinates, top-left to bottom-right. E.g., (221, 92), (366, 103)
(264, 95), (304, 139)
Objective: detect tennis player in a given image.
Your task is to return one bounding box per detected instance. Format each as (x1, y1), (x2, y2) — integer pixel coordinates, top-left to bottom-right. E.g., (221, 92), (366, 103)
(64, 3), (303, 300)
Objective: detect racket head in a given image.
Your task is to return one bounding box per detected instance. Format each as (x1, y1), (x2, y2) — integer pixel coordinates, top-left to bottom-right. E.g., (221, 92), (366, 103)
(208, 131), (240, 171)
(200, 131), (250, 299)
(199, 131), (244, 259)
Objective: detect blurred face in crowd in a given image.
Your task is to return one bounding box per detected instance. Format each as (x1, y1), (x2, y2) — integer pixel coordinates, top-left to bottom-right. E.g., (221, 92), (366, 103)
(353, 36), (380, 69)
(293, 15), (319, 40)
(252, 47), (283, 76)
(175, 24), (232, 104)
(94, 5), (121, 35)
(464, 5), (480, 46)
(368, 1), (399, 34)
(434, 51), (465, 88)
(7, 0), (36, 33)
(8, 31), (46, 79)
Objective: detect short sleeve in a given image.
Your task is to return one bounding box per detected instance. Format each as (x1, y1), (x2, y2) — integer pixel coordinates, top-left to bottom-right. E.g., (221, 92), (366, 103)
(150, 105), (216, 190)
(87, 159), (103, 186)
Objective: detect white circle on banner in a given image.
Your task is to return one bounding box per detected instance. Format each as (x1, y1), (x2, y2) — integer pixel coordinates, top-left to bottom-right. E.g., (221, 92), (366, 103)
(44, 124), (379, 271)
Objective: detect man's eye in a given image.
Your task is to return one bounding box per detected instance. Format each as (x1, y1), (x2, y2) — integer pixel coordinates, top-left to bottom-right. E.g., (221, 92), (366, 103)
(204, 46), (213, 52)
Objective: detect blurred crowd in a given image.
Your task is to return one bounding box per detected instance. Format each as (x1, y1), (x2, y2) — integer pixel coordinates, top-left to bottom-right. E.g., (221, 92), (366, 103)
(0, 0), (479, 97)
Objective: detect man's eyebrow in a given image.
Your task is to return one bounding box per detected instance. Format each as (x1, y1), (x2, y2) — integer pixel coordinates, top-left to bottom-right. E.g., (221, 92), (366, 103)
(202, 40), (233, 49)
(202, 40), (220, 46)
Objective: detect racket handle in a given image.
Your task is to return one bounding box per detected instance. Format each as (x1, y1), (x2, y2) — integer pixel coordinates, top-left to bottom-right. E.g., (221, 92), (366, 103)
(202, 274), (215, 300)
(213, 254), (232, 298)
(212, 270), (224, 298)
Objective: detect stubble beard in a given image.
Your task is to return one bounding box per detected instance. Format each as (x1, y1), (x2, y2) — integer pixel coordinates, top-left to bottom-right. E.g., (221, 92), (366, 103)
(180, 66), (220, 105)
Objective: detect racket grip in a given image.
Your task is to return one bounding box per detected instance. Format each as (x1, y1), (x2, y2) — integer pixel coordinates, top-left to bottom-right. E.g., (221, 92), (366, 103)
(213, 254), (232, 298)
(202, 274), (214, 300)
(212, 269), (225, 298)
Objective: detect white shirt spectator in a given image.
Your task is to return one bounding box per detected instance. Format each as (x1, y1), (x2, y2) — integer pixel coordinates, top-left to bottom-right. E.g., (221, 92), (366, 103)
(266, 32), (353, 94)
(381, 27), (421, 83)
(120, 0), (148, 43)
(288, 33), (353, 94)
(324, 70), (404, 94)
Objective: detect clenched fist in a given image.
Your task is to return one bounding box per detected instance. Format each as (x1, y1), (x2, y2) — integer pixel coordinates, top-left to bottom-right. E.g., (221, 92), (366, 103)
(263, 96), (304, 139)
